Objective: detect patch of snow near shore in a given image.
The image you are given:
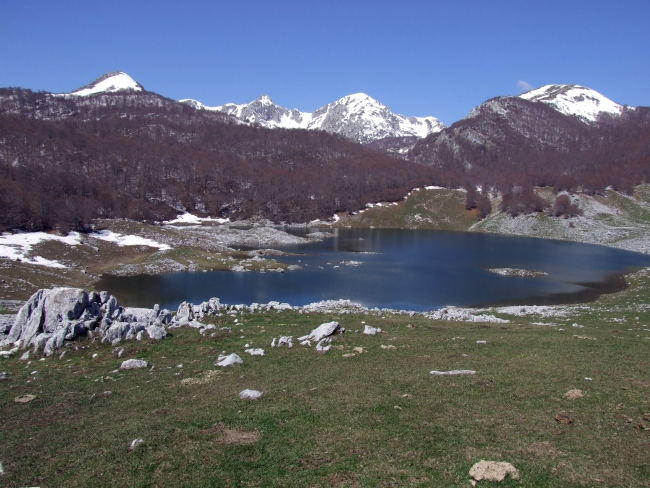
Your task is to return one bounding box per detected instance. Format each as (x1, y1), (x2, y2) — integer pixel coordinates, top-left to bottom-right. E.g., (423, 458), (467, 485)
(164, 213), (230, 225)
(89, 230), (170, 251)
(0, 231), (81, 268)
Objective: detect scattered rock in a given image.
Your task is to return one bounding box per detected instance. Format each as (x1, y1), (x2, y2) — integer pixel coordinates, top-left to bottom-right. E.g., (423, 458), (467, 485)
(380, 344), (396, 350)
(469, 460), (520, 482)
(273, 336), (293, 348)
(244, 348), (265, 356)
(563, 388), (584, 400)
(14, 394), (36, 404)
(316, 338), (332, 352)
(353, 347), (365, 354)
(0, 372), (6, 380)
(120, 359), (148, 370)
(19, 351), (29, 361)
(0, 346), (18, 358)
(342, 353), (356, 358)
(146, 325), (167, 340)
(239, 389), (263, 400)
(298, 321), (345, 343)
(430, 370), (476, 375)
(129, 438), (144, 450)
(426, 307), (509, 323)
(363, 325), (380, 335)
(215, 353), (243, 367)
(476, 340), (487, 344)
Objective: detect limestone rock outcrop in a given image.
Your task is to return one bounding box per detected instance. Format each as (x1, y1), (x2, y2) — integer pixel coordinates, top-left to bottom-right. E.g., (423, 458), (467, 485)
(1, 288), (172, 355)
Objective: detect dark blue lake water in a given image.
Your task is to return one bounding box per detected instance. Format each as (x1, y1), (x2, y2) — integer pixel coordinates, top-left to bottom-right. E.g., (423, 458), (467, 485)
(97, 229), (650, 311)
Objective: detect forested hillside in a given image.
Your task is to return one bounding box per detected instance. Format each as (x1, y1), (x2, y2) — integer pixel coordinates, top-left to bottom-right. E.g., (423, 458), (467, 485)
(406, 96), (650, 214)
(0, 88), (450, 231)
(2, 84), (650, 233)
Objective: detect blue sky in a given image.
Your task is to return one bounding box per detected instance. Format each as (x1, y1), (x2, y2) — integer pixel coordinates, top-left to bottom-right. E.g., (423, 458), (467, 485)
(1, 0), (648, 124)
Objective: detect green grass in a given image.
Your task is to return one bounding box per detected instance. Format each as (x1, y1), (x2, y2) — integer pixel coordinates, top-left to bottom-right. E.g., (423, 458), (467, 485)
(336, 188), (478, 231)
(2, 271), (650, 486)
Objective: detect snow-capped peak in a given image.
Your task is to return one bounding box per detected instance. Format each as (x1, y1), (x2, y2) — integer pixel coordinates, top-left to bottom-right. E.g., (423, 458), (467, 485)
(519, 84), (630, 122)
(181, 91), (445, 143)
(69, 71), (144, 97)
(308, 93), (445, 142)
(256, 94), (274, 105)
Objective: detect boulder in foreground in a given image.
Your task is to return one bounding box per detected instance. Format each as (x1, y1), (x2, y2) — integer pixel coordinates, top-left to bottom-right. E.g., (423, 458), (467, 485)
(1, 288), (172, 355)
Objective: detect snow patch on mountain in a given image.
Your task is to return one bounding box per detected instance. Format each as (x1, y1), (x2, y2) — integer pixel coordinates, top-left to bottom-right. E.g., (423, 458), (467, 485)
(181, 92), (444, 143)
(180, 95), (313, 129)
(519, 84), (630, 122)
(69, 71), (144, 97)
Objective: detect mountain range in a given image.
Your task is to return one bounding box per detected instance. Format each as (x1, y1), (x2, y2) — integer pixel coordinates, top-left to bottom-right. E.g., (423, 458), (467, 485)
(62, 71), (635, 141)
(0, 70), (648, 230)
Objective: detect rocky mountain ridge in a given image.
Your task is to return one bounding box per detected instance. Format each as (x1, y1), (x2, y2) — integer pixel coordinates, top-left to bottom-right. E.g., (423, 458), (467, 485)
(181, 92), (446, 143)
(518, 84), (631, 123)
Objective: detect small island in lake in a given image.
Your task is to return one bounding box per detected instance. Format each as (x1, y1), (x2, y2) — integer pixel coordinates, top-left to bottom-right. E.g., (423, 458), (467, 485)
(488, 268), (548, 277)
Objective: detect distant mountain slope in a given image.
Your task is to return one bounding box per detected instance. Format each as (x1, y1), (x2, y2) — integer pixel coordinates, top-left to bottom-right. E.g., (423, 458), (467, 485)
(408, 91), (650, 194)
(519, 84), (631, 122)
(0, 86), (443, 231)
(181, 92), (445, 143)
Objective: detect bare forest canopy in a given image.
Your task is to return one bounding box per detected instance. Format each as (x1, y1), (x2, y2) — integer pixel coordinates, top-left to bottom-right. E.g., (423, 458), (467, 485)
(0, 88), (453, 232)
(407, 97), (650, 198)
(1, 87), (649, 232)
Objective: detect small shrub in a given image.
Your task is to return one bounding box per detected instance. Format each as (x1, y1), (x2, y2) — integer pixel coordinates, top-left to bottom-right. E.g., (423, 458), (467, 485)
(551, 194), (582, 218)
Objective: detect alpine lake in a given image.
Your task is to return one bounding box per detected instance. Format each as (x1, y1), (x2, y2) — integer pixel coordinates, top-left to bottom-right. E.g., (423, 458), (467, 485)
(97, 228), (650, 311)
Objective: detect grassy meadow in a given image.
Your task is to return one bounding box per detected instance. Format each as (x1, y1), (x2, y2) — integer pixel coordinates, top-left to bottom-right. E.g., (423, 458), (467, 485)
(2, 270), (650, 486)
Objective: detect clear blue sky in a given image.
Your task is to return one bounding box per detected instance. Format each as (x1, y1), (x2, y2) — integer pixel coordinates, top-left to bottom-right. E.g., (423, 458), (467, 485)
(1, 0), (648, 124)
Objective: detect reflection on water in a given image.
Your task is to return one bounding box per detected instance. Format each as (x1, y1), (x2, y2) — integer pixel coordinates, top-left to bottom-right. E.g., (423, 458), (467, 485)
(97, 229), (650, 311)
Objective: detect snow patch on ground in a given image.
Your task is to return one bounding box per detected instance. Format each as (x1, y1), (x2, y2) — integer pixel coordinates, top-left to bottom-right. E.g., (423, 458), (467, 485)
(0, 231), (82, 268)
(163, 213), (230, 225)
(89, 230), (171, 251)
